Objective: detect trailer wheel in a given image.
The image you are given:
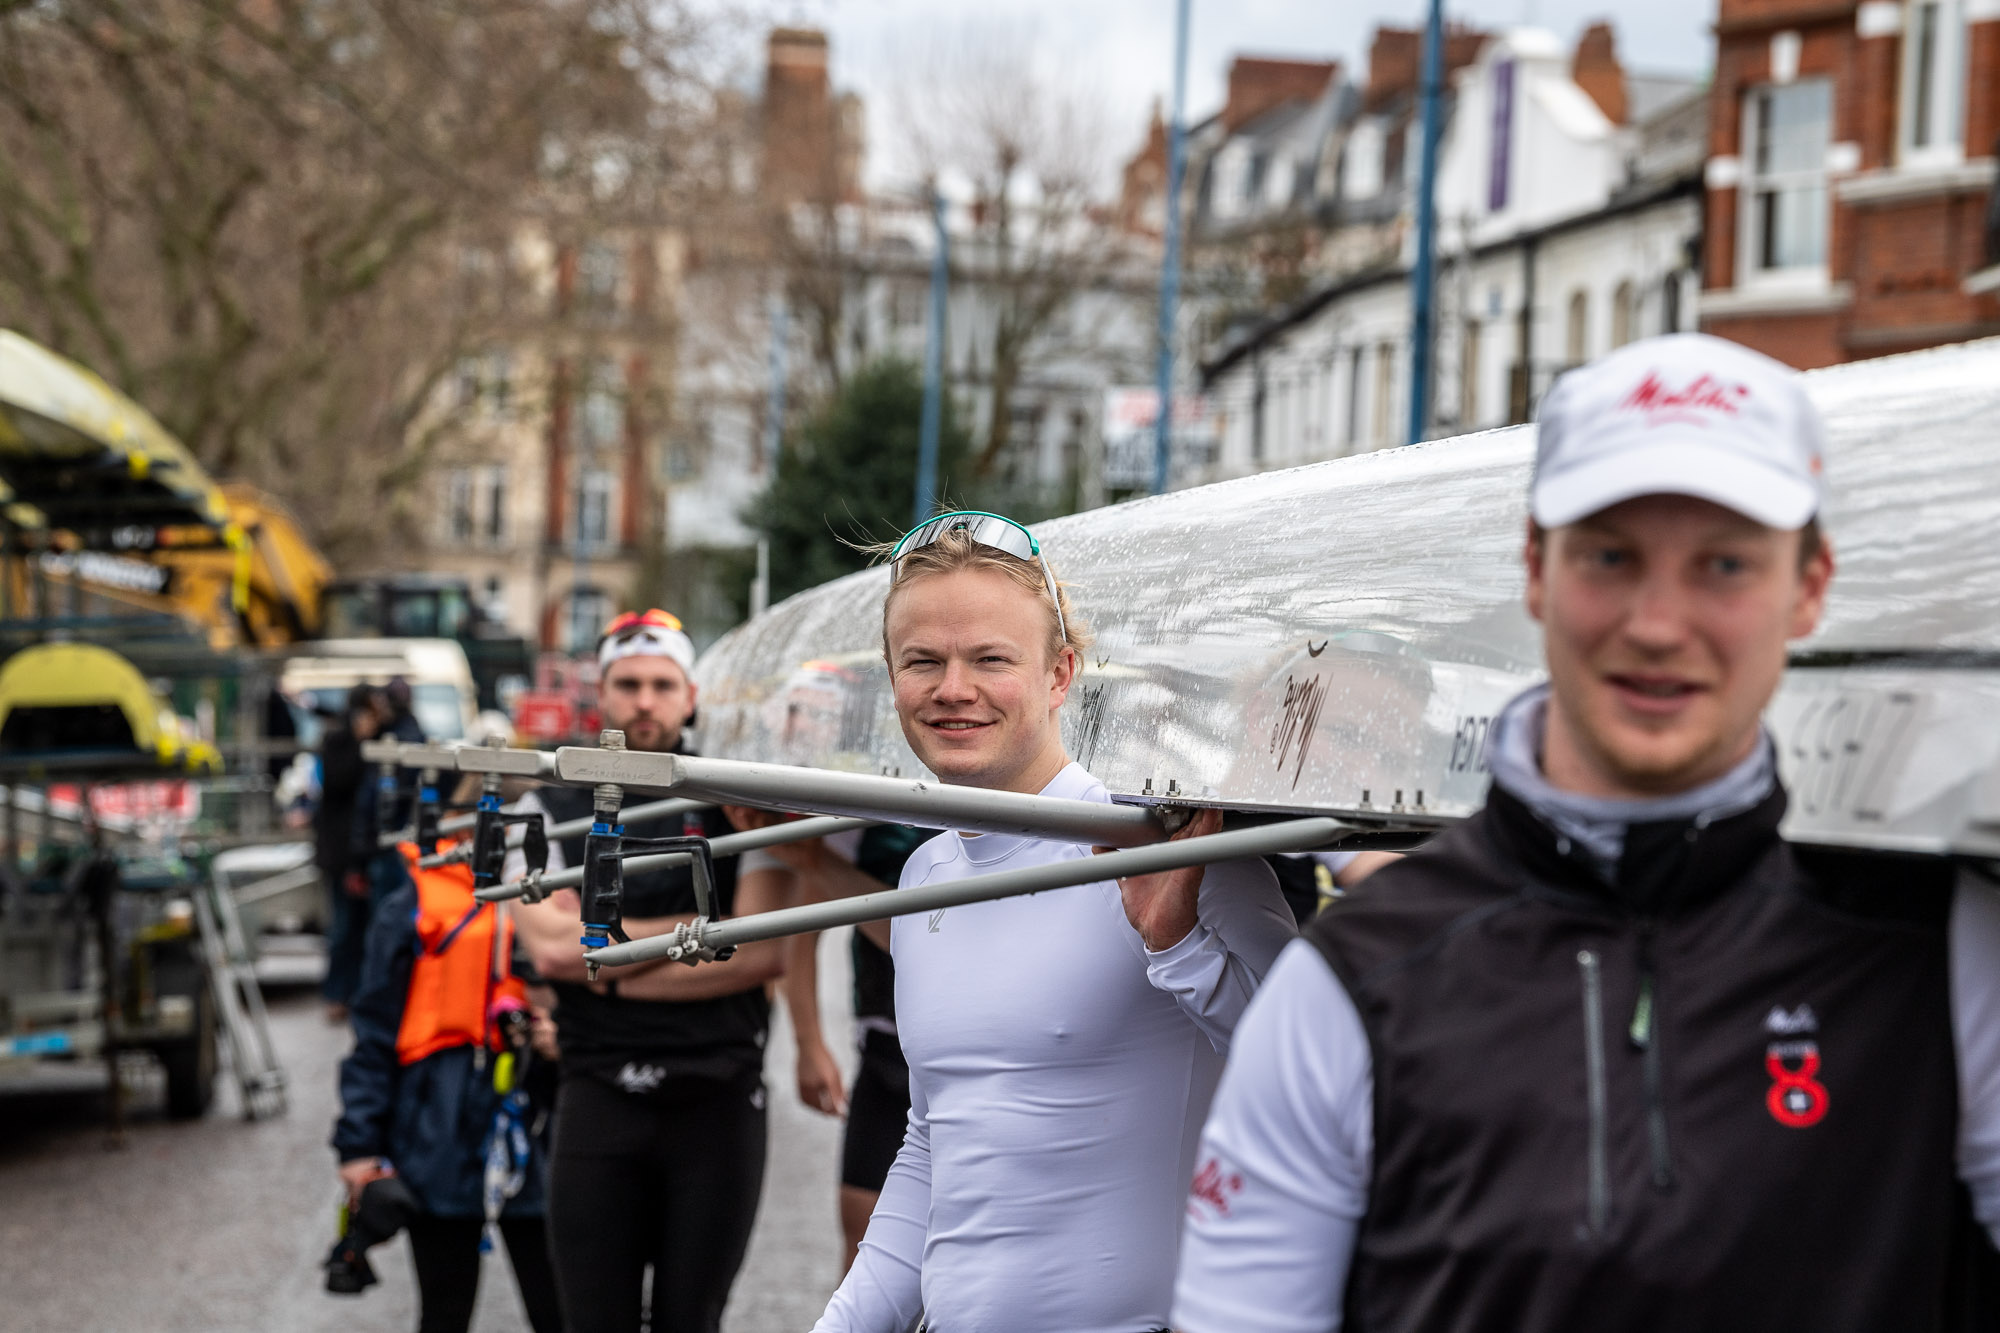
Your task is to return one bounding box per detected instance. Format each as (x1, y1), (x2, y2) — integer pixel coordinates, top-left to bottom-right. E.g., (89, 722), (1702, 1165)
(161, 982), (217, 1120)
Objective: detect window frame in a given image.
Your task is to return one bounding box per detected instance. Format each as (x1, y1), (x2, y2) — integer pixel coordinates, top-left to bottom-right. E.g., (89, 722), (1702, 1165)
(1899, 0), (1967, 167)
(1737, 79), (1834, 288)
(574, 467), (615, 553)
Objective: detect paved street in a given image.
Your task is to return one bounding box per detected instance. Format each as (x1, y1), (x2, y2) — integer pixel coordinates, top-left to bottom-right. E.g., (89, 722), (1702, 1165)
(0, 937), (858, 1332)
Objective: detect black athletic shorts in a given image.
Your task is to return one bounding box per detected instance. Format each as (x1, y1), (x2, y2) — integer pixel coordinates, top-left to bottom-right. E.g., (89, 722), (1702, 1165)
(841, 1029), (911, 1192)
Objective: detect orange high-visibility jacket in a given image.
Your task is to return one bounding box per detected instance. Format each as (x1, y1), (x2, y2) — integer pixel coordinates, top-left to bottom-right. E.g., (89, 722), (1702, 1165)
(392, 841), (527, 1066)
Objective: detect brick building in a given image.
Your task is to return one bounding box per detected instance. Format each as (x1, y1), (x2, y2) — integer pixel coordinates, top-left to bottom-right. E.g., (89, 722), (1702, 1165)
(1700, 0), (2000, 365)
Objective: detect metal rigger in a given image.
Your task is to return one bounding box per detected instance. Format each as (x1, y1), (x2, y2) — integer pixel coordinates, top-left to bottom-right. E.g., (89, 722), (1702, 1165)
(576, 730), (730, 981)
(462, 737), (549, 892)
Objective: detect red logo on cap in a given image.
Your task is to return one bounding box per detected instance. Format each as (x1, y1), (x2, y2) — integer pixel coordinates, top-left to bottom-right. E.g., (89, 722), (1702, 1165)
(1622, 372), (1751, 426)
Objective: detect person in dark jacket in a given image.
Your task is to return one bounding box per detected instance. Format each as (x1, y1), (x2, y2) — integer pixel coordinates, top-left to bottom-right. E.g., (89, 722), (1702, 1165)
(346, 677), (430, 964)
(319, 685), (378, 1017)
(332, 841), (561, 1333)
(1173, 333), (2000, 1333)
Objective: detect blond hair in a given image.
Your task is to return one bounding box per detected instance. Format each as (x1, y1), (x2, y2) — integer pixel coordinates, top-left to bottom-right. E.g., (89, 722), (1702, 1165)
(873, 525), (1094, 666)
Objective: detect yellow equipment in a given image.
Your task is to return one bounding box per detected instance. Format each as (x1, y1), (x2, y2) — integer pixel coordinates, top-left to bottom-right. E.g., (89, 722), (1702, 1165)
(0, 642), (221, 776)
(0, 330), (333, 648)
(0, 329), (231, 533)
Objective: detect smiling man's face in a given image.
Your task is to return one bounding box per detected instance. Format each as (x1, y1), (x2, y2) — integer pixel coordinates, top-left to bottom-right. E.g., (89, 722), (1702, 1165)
(885, 568), (1076, 793)
(1526, 493), (1833, 799)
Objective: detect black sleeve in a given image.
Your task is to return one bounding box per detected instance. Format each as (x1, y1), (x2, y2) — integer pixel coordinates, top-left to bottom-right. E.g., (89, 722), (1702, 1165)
(856, 824), (929, 887)
(331, 885), (418, 1162)
(320, 731), (366, 806)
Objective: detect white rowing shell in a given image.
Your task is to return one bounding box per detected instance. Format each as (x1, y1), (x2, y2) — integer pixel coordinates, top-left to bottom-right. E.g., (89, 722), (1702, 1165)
(694, 337), (2000, 858)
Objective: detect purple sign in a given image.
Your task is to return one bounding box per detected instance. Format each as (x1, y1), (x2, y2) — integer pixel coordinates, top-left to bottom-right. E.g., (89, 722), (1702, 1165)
(1488, 60), (1514, 213)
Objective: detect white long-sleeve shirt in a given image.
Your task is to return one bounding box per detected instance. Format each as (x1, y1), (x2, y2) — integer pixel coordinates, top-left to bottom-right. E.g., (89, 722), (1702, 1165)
(1172, 874), (2000, 1333)
(813, 762), (1297, 1333)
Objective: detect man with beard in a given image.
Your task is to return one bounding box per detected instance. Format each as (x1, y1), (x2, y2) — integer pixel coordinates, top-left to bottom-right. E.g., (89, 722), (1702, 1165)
(513, 610), (791, 1333)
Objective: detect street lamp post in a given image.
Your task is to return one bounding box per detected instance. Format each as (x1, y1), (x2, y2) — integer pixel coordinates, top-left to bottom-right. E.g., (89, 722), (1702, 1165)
(1407, 0), (1446, 446)
(1152, 0), (1193, 496)
(915, 187), (950, 525)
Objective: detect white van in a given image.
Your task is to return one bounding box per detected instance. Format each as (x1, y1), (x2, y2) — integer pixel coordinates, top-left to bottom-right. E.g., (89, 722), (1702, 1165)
(280, 637), (479, 746)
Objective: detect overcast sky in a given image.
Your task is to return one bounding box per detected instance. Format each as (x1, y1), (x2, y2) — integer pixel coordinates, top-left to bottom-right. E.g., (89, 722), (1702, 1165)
(746, 0), (1716, 187)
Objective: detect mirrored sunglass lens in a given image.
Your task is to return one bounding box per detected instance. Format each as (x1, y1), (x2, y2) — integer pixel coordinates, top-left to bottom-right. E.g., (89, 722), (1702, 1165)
(900, 513), (1033, 561)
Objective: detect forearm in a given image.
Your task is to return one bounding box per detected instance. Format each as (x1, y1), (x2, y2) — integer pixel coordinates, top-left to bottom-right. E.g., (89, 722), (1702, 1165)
(803, 856), (894, 950)
(814, 1105), (931, 1332)
(601, 869), (797, 1001)
(782, 930), (828, 1049)
(1149, 859), (1298, 1051)
(512, 894), (677, 986)
(606, 932), (787, 1001)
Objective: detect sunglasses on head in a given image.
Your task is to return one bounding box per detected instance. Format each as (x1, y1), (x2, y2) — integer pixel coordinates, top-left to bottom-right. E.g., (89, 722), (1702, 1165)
(601, 608), (684, 641)
(890, 510), (1068, 647)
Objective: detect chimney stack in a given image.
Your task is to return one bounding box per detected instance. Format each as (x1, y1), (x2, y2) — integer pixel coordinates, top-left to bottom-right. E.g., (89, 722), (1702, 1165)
(1571, 21), (1628, 125)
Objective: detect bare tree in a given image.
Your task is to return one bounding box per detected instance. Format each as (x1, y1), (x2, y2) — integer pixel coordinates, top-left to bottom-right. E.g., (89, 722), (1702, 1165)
(892, 29), (1128, 477)
(0, 0), (711, 561)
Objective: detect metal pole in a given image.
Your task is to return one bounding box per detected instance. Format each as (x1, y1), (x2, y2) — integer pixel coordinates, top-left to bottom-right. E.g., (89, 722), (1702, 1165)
(750, 538), (770, 620)
(765, 289), (788, 474)
(1406, 0), (1446, 446)
(1152, 0), (1193, 496)
(552, 747), (1165, 847)
(476, 814), (874, 903)
(589, 817), (1353, 967)
(915, 187), (950, 524)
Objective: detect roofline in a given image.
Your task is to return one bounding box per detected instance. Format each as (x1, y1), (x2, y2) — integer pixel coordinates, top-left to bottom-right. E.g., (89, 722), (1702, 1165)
(1198, 169), (1701, 386)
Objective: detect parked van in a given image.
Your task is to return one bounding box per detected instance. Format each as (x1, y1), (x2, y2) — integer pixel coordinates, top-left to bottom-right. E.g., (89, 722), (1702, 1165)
(280, 638), (478, 746)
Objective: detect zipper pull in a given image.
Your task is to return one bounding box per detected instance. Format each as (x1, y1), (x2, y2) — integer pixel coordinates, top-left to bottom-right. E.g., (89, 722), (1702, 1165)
(1629, 973), (1654, 1050)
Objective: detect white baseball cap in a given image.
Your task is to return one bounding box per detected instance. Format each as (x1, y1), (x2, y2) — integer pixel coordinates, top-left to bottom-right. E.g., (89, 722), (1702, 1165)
(1531, 332), (1826, 530)
(596, 608), (697, 676)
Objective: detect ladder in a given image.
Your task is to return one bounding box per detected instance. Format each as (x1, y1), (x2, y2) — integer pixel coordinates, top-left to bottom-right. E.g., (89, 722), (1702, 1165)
(191, 864), (295, 1120)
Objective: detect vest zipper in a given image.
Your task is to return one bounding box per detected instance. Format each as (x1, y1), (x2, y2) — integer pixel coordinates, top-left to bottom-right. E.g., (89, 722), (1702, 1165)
(1577, 948), (1611, 1239)
(1628, 925), (1675, 1191)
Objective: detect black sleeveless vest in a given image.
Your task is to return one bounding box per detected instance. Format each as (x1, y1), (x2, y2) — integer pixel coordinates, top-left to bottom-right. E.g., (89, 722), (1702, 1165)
(1305, 781), (1992, 1331)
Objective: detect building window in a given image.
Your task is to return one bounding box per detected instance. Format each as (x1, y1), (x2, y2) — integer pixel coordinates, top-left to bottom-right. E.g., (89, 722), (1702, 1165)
(1662, 271), (1683, 333)
(455, 356), (482, 408)
(1566, 289), (1590, 364)
(480, 466), (506, 542)
(566, 587), (613, 654)
(1610, 282), (1635, 348)
(1741, 80), (1831, 277)
(447, 469), (473, 543)
(666, 409), (706, 481)
(453, 352), (511, 413)
(891, 281), (926, 331)
(486, 352), (511, 414)
(445, 466), (507, 546)
(577, 358), (623, 450)
(1211, 141), (1252, 222)
(574, 468), (614, 552)
(1343, 119), (1386, 200)
(578, 240), (623, 317)
(1901, 0), (1966, 162)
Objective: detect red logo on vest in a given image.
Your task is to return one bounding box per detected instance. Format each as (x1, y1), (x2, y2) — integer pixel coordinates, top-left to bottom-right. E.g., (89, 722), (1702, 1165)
(1621, 371), (1751, 426)
(1765, 1040), (1830, 1128)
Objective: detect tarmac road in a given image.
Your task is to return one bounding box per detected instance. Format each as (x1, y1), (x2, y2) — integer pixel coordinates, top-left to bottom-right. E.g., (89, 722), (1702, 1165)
(0, 936), (858, 1332)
